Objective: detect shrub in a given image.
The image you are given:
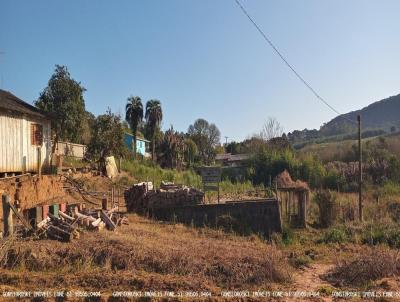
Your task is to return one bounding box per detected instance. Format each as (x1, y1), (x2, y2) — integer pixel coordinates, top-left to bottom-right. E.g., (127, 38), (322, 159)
(282, 224), (295, 246)
(327, 247), (400, 286)
(319, 227), (349, 244)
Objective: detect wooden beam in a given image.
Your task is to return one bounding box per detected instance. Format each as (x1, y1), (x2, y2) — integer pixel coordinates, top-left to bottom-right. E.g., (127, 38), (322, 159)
(100, 210), (116, 231)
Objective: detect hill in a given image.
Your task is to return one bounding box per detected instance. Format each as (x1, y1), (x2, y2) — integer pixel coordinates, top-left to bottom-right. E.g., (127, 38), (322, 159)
(288, 93), (400, 148)
(320, 93), (400, 136)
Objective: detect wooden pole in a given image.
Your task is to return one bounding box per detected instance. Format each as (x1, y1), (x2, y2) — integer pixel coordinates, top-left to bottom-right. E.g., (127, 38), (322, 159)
(2, 194), (13, 237)
(102, 194), (107, 211)
(358, 115), (363, 222)
(37, 146), (42, 177)
(217, 182), (220, 204)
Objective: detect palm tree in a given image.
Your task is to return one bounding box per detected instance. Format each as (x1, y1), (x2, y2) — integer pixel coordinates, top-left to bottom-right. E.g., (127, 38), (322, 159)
(145, 99), (163, 161)
(125, 96), (143, 158)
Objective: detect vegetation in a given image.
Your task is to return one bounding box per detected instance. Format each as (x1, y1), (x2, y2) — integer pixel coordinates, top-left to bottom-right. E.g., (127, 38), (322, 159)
(145, 99), (163, 161)
(125, 96), (143, 158)
(187, 118), (221, 164)
(328, 247), (400, 286)
(86, 110), (126, 166)
(121, 158), (201, 188)
(0, 215), (291, 293)
(36, 65), (86, 147)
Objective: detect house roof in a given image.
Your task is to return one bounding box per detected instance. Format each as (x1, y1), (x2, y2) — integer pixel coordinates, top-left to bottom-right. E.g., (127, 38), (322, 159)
(0, 89), (48, 119)
(215, 153), (250, 162)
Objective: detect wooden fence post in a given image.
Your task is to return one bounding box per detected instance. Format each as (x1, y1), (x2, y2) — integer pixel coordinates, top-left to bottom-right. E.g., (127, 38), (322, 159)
(2, 194), (13, 237)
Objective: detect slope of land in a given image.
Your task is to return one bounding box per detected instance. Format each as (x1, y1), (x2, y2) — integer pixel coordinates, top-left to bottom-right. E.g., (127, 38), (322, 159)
(288, 94), (400, 148)
(321, 93), (400, 136)
(0, 214), (291, 299)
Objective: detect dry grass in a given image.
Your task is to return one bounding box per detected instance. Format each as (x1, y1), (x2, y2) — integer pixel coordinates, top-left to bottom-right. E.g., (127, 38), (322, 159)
(326, 247), (400, 287)
(0, 214), (291, 294)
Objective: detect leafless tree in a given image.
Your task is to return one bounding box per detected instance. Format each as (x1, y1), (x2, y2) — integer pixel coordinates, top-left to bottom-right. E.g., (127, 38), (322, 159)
(260, 117), (284, 141)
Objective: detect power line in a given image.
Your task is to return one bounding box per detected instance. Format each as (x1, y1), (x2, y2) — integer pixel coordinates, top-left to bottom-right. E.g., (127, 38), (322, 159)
(233, 0), (356, 124)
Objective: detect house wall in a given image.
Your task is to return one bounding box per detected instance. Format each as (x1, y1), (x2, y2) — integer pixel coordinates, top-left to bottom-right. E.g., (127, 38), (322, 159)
(124, 133), (148, 156)
(0, 110), (51, 173)
(56, 141), (86, 158)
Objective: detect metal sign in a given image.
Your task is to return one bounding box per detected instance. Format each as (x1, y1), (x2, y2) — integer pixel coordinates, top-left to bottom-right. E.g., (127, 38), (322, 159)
(200, 167), (221, 184)
(200, 167), (221, 203)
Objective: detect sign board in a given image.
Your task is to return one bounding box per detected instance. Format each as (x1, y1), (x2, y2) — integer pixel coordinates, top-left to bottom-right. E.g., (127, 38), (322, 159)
(200, 166), (222, 203)
(200, 167), (221, 184)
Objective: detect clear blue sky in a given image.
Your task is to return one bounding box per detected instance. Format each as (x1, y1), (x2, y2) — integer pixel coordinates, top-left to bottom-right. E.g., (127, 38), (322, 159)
(1, 0), (400, 142)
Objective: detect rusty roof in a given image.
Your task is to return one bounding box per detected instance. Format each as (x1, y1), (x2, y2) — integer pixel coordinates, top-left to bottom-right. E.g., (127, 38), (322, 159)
(0, 89), (48, 119)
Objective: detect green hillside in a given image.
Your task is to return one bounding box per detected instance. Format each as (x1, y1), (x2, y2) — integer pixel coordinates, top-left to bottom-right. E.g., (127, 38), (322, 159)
(288, 93), (400, 148)
(320, 94), (400, 136)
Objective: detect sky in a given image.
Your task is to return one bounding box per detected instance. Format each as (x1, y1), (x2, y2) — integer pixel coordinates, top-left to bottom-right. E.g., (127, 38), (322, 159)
(1, 0), (400, 142)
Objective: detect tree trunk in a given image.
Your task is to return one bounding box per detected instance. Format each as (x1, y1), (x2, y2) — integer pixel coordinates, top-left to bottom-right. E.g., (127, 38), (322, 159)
(152, 136), (155, 162)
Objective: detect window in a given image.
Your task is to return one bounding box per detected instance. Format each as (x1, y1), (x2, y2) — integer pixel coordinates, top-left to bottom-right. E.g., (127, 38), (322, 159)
(31, 123), (43, 146)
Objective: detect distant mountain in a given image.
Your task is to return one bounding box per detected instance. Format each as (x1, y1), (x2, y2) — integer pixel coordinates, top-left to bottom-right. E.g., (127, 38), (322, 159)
(288, 93), (400, 148)
(320, 94), (400, 136)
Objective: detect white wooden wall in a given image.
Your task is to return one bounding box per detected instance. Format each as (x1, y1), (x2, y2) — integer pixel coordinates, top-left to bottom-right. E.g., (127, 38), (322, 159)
(56, 141), (86, 158)
(0, 111), (51, 173)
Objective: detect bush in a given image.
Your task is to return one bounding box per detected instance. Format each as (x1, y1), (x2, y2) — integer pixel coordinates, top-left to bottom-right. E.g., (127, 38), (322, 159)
(282, 224), (295, 246)
(319, 227), (349, 244)
(328, 247), (400, 286)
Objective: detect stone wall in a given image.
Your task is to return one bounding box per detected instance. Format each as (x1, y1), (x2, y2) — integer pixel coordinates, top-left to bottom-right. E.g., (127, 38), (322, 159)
(149, 199), (282, 237)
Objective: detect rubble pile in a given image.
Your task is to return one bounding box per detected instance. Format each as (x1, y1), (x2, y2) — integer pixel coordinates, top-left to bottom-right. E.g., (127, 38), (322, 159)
(125, 181), (204, 212)
(37, 207), (128, 242)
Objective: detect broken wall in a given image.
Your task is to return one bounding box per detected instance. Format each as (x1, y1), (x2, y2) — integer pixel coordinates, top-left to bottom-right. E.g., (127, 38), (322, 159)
(149, 199), (282, 237)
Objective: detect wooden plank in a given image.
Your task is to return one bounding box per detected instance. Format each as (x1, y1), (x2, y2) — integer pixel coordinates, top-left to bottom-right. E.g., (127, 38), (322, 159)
(59, 211), (74, 222)
(100, 210), (116, 231)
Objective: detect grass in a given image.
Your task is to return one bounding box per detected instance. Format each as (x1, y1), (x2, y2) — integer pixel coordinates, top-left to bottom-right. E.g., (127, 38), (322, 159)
(121, 159), (268, 202)
(0, 214), (291, 294)
(327, 246), (400, 287)
(121, 159), (202, 188)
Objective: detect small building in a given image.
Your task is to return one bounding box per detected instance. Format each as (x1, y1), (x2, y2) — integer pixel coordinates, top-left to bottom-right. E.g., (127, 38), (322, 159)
(0, 90), (51, 175)
(215, 153), (250, 167)
(124, 133), (151, 158)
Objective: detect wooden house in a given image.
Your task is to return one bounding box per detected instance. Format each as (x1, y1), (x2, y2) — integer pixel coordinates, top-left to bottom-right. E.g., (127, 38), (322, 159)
(0, 89), (51, 175)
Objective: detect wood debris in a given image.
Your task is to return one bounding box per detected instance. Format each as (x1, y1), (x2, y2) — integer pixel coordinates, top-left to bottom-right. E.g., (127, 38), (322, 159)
(125, 181), (204, 213)
(37, 206), (128, 242)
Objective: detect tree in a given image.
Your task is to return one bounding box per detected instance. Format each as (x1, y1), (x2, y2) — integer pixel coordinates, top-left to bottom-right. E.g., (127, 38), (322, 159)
(81, 111), (96, 145)
(145, 99), (163, 161)
(125, 96), (143, 158)
(160, 126), (185, 169)
(259, 117), (283, 141)
(187, 118), (220, 164)
(86, 109), (126, 171)
(184, 138), (198, 167)
(36, 65), (86, 152)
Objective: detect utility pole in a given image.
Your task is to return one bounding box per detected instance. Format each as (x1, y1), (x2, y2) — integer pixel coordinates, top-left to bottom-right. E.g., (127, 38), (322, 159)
(358, 115), (363, 222)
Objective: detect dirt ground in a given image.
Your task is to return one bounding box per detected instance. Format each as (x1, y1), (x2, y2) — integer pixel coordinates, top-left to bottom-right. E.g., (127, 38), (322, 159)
(1, 213), (400, 301)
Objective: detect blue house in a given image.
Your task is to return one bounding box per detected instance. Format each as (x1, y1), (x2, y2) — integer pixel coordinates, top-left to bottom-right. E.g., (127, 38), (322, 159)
(124, 133), (151, 158)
